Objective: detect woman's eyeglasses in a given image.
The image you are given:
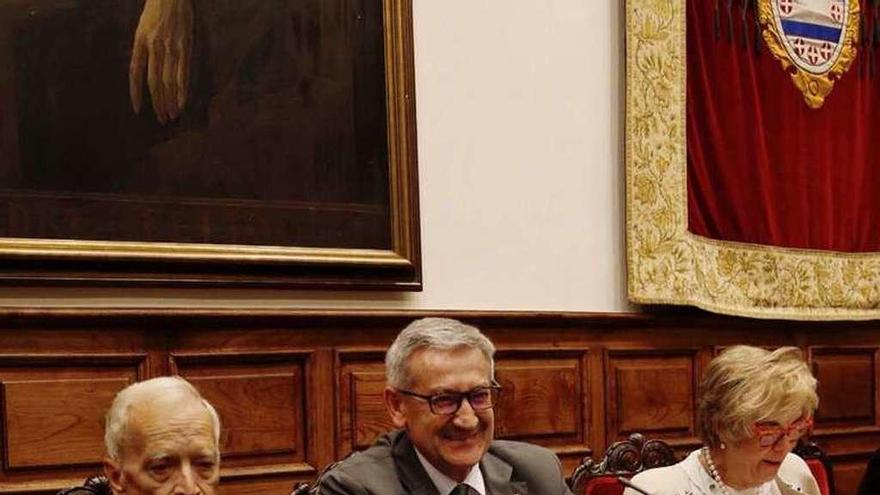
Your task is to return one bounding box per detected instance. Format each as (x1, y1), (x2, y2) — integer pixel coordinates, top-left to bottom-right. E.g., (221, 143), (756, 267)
(752, 417), (813, 447)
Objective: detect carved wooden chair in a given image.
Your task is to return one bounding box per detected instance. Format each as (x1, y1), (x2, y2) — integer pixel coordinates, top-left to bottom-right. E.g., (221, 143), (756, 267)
(569, 433), (677, 495)
(794, 440), (835, 495)
(56, 475), (111, 495)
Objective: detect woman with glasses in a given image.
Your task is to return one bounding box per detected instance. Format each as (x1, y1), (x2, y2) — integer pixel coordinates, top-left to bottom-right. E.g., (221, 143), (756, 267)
(625, 346), (820, 495)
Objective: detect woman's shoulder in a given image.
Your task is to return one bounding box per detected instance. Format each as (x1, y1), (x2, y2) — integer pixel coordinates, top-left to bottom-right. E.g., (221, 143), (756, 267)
(630, 463), (689, 484)
(627, 452), (697, 495)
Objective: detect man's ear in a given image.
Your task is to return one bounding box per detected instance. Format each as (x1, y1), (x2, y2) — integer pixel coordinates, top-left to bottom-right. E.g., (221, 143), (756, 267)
(103, 456), (125, 494)
(384, 386), (407, 429)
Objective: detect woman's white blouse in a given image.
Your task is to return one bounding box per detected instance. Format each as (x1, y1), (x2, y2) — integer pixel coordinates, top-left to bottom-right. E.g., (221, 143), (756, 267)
(622, 449), (821, 495)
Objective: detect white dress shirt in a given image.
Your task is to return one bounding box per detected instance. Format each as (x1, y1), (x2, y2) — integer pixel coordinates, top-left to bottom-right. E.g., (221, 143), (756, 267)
(415, 447), (487, 495)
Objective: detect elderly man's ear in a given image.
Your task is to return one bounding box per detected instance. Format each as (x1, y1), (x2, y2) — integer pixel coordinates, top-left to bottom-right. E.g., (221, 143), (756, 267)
(103, 456), (125, 494)
(384, 387), (407, 429)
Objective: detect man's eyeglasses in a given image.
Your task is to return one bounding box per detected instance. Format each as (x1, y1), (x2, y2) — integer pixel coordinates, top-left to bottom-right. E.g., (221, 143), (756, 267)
(397, 384), (502, 415)
(752, 417), (813, 448)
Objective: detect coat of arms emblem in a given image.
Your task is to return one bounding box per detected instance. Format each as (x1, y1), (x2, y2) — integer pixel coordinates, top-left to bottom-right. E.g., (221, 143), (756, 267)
(759, 0), (859, 108)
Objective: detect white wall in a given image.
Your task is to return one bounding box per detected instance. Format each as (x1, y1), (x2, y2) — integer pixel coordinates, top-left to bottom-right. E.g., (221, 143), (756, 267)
(0, 0), (629, 312)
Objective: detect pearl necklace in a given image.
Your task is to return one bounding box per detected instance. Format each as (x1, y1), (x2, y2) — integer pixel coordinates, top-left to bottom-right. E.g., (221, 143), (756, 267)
(701, 447), (733, 495)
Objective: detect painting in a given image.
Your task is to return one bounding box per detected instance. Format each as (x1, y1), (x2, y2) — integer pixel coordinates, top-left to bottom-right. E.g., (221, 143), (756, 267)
(0, 0), (420, 288)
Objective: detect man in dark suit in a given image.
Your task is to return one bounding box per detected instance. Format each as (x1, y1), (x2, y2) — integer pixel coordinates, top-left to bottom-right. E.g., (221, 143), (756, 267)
(318, 317), (573, 495)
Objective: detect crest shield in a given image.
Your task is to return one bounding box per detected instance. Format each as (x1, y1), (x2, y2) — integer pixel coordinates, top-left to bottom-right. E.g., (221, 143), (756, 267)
(759, 0), (859, 108)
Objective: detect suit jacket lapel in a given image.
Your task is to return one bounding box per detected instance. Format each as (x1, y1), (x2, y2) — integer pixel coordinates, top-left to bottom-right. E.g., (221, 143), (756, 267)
(481, 450), (529, 495)
(391, 431), (442, 495)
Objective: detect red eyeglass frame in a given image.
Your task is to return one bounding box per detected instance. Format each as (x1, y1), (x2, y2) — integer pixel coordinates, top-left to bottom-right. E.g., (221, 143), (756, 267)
(751, 417), (814, 447)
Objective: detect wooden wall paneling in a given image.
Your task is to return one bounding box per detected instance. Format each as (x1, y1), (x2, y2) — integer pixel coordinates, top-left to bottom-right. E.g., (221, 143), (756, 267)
(829, 456), (871, 495)
(3, 379), (124, 470)
(588, 343), (608, 462)
(306, 348), (336, 480)
(605, 348), (702, 452)
(809, 347), (877, 430)
(493, 348), (591, 471)
(807, 346), (880, 495)
(0, 354), (147, 494)
(1, 310), (880, 494)
(169, 351), (317, 493)
(336, 349), (394, 459)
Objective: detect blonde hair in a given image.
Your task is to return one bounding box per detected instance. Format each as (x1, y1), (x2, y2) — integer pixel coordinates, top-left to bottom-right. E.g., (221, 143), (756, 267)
(697, 346), (818, 449)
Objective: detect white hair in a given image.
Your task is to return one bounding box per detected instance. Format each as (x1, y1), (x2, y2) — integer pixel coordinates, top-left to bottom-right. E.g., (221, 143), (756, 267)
(104, 376), (221, 461)
(385, 317), (496, 389)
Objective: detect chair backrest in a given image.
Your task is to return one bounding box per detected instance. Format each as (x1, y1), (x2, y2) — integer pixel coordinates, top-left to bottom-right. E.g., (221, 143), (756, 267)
(569, 433), (677, 495)
(794, 440), (835, 495)
(56, 475), (111, 495)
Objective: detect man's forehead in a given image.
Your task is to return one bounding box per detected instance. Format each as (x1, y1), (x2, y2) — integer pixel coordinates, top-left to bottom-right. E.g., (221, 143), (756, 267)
(410, 345), (488, 363)
(130, 391), (207, 418)
(126, 399), (214, 447)
(407, 347), (492, 388)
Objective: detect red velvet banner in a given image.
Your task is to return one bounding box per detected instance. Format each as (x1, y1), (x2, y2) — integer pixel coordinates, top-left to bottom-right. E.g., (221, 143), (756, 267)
(687, 1), (880, 252)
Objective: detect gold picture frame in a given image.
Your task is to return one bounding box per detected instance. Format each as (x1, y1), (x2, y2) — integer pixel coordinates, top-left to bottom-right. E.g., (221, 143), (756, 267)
(0, 0), (420, 289)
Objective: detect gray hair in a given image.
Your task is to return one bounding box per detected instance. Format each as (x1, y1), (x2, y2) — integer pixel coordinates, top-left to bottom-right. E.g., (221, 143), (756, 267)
(385, 317), (496, 389)
(104, 376), (221, 461)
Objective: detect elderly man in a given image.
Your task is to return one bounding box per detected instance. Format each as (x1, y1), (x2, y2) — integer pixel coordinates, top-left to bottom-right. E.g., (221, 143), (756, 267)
(102, 376), (221, 495)
(318, 317), (572, 495)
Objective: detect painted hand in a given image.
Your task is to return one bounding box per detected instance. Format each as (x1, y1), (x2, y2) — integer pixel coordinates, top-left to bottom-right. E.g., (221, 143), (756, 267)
(129, 0), (193, 125)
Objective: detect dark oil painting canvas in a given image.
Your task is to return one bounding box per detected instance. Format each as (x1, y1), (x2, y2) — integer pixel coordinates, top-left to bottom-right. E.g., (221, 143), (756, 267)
(0, 0), (392, 252)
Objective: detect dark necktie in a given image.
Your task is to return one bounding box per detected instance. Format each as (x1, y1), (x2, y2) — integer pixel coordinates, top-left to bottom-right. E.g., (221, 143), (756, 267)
(452, 484), (476, 495)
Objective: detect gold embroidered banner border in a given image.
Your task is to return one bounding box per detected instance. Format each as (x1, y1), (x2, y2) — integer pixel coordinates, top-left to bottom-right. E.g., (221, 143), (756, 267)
(625, 0), (880, 320)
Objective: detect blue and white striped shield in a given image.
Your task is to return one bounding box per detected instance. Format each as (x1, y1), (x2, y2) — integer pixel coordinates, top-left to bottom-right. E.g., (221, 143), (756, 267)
(771, 0), (849, 74)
